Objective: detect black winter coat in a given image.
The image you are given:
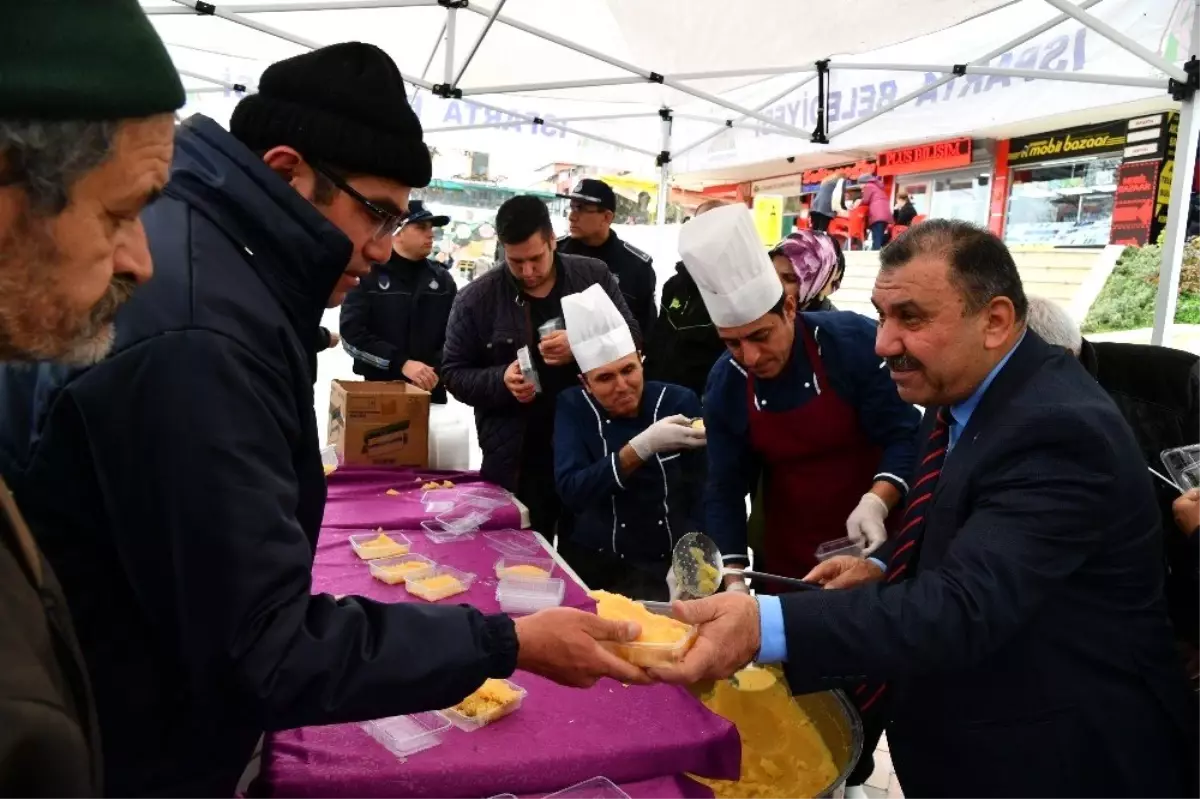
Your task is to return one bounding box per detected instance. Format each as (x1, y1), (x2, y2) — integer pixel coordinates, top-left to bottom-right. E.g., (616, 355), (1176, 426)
(641, 262), (726, 399)
(340, 253), (457, 403)
(442, 254), (640, 490)
(557, 231), (657, 343)
(1080, 338), (1200, 647)
(0, 116), (518, 797)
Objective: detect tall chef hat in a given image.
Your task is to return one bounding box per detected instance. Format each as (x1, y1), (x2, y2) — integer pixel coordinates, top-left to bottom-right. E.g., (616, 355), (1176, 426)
(563, 285), (637, 374)
(677, 204), (784, 328)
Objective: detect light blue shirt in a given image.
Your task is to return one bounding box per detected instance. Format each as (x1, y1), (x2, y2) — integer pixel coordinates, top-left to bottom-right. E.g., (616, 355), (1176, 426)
(756, 332), (1026, 663)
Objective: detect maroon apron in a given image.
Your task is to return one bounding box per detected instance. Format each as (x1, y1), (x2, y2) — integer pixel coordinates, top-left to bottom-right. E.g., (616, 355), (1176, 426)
(747, 319), (888, 578)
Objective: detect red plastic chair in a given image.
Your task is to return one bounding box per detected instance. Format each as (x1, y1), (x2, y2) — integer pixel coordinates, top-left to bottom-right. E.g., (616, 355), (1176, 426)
(848, 205), (869, 248)
(912, 214), (927, 226)
(827, 217), (852, 250)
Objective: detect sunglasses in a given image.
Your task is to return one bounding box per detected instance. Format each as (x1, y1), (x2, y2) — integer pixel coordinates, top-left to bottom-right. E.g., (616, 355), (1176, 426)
(311, 163), (408, 241)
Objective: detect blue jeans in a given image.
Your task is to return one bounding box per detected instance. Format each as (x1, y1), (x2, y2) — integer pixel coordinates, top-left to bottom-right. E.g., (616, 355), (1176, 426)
(869, 221), (888, 250)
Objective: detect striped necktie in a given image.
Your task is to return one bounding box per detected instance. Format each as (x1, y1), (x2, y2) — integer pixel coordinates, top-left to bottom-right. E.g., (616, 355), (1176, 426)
(854, 408), (949, 714)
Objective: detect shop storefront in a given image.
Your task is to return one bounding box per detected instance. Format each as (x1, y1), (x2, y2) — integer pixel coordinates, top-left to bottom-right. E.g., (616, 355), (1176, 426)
(876, 138), (994, 228)
(1002, 119), (1129, 247)
(750, 159), (879, 234)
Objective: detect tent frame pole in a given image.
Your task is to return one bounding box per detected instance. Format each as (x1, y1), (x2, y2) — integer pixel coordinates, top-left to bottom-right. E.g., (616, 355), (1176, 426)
(459, 76), (647, 95)
(145, 0), (440, 13)
(657, 109), (673, 225)
(177, 68), (252, 93)
(672, 74), (817, 159)
(460, 98), (659, 157)
(823, 60), (1169, 89)
(442, 2), (457, 86)
(423, 111), (662, 133)
(166, 0), (321, 48)
(453, 0), (506, 87)
(1041, 0), (1187, 82)
(411, 17), (447, 102)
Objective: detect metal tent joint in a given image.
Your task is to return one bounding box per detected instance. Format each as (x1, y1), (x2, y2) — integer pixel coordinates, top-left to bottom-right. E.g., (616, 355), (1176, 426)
(658, 108), (673, 122)
(952, 63), (967, 76)
(656, 150), (671, 167)
(648, 72), (665, 84)
(811, 59), (830, 144)
(437, 0), (468, 8)
(233, 83), (247, 93)
(1170, 57), (1200, 101)
(432, 83), (463, 99)
(194, 1), (216, 14)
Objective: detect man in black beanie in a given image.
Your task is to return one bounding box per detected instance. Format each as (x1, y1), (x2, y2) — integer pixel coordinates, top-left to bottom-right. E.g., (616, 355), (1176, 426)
(0, 42), (648, 798)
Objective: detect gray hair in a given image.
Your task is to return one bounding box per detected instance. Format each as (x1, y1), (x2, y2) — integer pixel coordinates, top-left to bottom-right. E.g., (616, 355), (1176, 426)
(1026, 295), (1081, 355)
(695, 199), (726, 216)
(0, 119), (118, 215)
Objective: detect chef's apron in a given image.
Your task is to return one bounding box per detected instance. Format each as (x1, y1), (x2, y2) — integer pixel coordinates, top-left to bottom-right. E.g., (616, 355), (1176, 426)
(747, 319), (888, 578)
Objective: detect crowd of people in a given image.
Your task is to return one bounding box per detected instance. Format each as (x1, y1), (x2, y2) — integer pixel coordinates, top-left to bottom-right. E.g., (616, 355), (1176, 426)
(3, 2), (1199, 797)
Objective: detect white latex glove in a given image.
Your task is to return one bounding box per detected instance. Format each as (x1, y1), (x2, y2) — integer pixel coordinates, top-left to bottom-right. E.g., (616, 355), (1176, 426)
(666, 566), (681, 601)
(845, 493), (889, 556)
(628, 414), (706, 461)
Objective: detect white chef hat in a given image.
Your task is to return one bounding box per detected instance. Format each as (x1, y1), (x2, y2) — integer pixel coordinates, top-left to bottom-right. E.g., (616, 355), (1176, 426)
(562, 284), (637, 373)
(677, 203), (783, 328)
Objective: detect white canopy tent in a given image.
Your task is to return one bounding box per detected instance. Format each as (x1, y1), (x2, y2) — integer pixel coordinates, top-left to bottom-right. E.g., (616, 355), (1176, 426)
(144, 0), (1198, 344)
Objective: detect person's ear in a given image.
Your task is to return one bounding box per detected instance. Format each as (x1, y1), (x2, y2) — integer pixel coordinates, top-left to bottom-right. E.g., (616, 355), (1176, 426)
(261, 146), (303, 184)
(578, 373), (592, 395)
(982, 296), (1017, 350)
(783, 293), (798, 324)
(603, 210), (615, 225)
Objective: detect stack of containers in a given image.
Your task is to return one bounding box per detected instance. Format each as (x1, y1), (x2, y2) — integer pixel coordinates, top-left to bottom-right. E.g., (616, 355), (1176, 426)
(494, 554), (564, 615)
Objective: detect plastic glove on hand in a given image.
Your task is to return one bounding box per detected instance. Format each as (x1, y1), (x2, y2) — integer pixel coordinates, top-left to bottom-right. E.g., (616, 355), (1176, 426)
(845, 493), (889, 556)
(628, 414), (706, 461)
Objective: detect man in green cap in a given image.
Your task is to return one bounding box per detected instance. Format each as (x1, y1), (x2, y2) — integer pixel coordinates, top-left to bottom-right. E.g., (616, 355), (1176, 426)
(0, 39), (649, 797)
(0, 1), (184, 795)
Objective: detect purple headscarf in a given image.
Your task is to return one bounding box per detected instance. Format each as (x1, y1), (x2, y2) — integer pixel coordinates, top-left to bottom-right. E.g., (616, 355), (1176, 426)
(768, 230), (840, 307)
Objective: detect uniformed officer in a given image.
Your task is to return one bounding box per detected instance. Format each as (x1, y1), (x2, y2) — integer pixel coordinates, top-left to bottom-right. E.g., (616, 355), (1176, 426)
(340, 200), (458, 403)
(556, 178), (657, 342)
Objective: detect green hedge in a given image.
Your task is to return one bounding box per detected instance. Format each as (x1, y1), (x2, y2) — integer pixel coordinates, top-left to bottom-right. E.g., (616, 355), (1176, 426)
(1081, 236), (1200, 334)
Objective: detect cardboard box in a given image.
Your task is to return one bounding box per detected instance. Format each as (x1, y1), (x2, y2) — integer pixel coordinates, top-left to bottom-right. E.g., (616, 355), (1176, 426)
(329, 380), (431, 467)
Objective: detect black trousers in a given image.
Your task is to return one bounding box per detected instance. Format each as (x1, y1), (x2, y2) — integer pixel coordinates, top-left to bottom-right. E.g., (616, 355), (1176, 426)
(556, 537), (670, 602)
(846, 705), (887, 787)
(810, 212), (833, 232)
(516, 464), (563, 538)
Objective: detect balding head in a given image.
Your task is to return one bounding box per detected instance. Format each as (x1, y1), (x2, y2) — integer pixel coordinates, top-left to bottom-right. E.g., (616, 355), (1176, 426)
(695, 199), (726, 217)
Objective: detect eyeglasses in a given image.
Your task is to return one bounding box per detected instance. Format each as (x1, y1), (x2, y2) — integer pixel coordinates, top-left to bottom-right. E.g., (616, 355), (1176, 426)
(311, 163), (408, 241)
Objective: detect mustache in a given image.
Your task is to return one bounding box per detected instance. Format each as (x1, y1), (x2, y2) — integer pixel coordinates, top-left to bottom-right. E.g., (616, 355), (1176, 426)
(89, 275), (138, 326)
(886, 354), (923, 372)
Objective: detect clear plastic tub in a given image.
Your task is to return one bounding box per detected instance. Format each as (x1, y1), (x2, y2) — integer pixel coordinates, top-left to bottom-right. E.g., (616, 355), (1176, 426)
(545, 777), (631, 799)
(1162, 444), (1200, 491)
(435, 503), (493, 534)
(457, 487), (512, 510)
(496, 576), (566, 614)
(363, 711), (450, 759)
(369, 553), (436, 585)
(349, 531), (411, 560)
(441, 679), (527, 731)
(815, 536), (864, 562)
(494, 555), (556, 580)
(600, 600), (697, 668)
(421, 520), (478, 543)
(320, 445), (339, 476)
(406, 565), (476, 601)
(484, 529), (542, 556)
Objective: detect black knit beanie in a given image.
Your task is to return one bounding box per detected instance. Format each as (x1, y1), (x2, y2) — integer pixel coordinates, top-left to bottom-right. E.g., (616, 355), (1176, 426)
(230, 42), (431, 188)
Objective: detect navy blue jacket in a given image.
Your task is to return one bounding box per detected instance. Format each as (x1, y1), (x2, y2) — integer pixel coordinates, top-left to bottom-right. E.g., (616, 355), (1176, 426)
(703, 311), (920, 560)
(554, 382), (703, 562)
(780, 332), (1198, 796)
(0, 116), (518, 797)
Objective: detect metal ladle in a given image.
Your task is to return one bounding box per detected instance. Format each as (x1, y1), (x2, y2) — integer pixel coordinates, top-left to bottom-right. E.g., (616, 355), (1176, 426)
(671, 532), (820, 599)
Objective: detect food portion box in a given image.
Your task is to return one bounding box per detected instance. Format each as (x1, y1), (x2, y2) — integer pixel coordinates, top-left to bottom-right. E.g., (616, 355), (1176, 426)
(435, 503), (494, 534)
(348, 531), (412, 560)
(484, 529), (543, 556)
(496, 576), (566, 615)
(362, 711), (451, 760)
(814, 536), (864, 562)
(494, 555), (556, 580)
(545, 777), (631, 799)
(1162, 444), (1200, 491)
(406, 565), (476, 602)
(421, 520), (478, 543)
(320, 445), (339, 476)
(458, 485), (514, 509)
(593, 593), (697, 668)
(369, 553), (436, 585)
(441, 678), (527, 731)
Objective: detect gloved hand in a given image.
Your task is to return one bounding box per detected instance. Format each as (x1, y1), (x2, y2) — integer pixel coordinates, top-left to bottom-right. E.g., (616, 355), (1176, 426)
(845, 492), (889, 556)
(666, 566), (681, 601)
(628, 414), (706, 461)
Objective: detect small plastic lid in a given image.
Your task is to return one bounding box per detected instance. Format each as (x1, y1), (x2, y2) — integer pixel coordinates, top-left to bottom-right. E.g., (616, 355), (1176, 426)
(422, 520), (478, 543)
(545, 776), (631, 799)
(484, 529), (542, 556)
(435, 503), (493, 534)
(363, 711), (450, 759)
(814, 536), (864, 562)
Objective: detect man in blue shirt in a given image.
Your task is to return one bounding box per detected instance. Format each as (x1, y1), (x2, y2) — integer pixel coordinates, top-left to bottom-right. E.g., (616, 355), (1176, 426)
(651, 220), (1197, 798)
(554, 285), (706, 601)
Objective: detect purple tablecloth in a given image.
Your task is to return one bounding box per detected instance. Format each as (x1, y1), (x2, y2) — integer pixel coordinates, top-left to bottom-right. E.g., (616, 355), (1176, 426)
(262, 468), (740, 798)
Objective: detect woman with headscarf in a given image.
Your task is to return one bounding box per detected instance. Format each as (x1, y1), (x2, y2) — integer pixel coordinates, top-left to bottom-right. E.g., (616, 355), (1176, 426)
(768, 230), (845, 312)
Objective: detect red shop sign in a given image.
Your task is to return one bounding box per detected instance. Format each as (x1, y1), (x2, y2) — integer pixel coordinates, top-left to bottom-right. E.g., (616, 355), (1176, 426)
(803, 159), (876, 185)
(876, 138), (973, 176)
(1109, 160), (1160, 247)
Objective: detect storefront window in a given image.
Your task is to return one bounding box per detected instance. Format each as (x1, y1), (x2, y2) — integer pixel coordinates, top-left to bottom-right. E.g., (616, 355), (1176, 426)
(929, 173), (989, 226)
(1004, 156), (1121, 247)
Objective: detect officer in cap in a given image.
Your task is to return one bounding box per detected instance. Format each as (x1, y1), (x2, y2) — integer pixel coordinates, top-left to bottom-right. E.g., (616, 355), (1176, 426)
(341, 199), (458, 403)
(556, 178), (657, 343)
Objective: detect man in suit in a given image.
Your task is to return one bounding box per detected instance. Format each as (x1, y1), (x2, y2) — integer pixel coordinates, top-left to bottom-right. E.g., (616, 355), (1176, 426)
(650, 220), (1197, 797)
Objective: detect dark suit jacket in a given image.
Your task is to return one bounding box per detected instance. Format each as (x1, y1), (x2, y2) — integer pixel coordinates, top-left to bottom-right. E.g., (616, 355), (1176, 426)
(779, 331), (1198, 797)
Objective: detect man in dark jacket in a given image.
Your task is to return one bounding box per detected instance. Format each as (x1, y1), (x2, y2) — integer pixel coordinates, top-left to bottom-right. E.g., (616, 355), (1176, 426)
(554, 285), (706, 601)
(556, 178), (657, 342)
(341, 199), (456, 402)
(443, 195), (641, 536)
(0, 45), (648, 798)
(642, 199), (727, 398)
(0, 3), (184, 795)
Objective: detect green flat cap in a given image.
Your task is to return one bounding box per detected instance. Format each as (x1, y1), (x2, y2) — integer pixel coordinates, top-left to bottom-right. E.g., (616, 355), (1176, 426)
(1, 0), (186, 120)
